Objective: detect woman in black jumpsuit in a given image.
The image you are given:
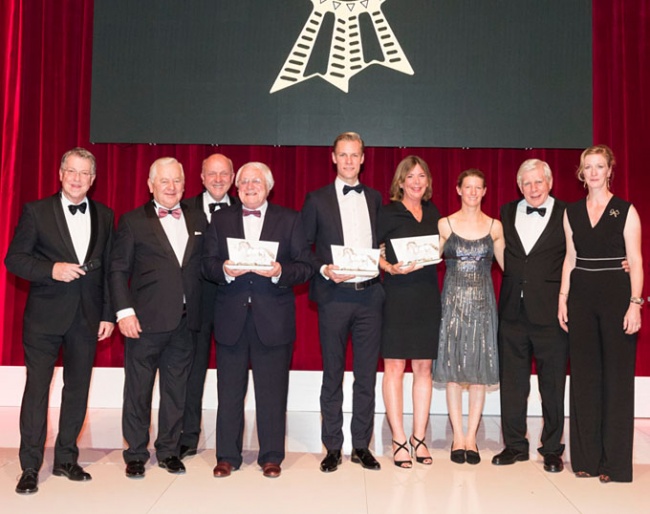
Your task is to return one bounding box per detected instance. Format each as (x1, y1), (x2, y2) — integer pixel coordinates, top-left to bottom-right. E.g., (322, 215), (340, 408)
(558, 145), (644, 483)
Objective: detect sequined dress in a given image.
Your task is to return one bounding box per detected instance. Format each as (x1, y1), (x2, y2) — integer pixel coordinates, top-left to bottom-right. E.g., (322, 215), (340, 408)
(433, 229), (499, 385)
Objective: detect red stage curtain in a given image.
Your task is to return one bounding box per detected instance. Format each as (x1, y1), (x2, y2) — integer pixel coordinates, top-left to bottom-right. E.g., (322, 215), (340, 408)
(1, 0), (648, 373)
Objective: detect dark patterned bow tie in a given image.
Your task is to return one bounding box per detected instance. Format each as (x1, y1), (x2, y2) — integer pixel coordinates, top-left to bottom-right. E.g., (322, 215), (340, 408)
(68, 203), (87, 215)
(526, 206), (546, 217)
(209, 202), (228, 213)
(343, 184), (363, 195)
(158, 207), (182, 219)
(243, 209), (261, 218)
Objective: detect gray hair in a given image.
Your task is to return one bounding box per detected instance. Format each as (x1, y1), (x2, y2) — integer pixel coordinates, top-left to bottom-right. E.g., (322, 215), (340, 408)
(235, 162), (274, 191)
(149, 157), (184, 181)
(60, 147), (96, 175)
(516, 159), (552, 188)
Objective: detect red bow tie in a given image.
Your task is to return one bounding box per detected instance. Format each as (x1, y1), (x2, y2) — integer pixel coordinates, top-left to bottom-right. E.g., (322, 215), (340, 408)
(243, 209), (261, 217)
(158, 207), (181, 219)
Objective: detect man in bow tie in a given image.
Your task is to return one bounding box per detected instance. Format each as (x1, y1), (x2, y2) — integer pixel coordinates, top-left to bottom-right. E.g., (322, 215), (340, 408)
(300, 132), (384, 472)
(110, 157), (206, 478)
(5, 148), (114, 494)
(179, 153), (237, 460)
(493, 159), (568, 473)
(203, 162), (313, 478)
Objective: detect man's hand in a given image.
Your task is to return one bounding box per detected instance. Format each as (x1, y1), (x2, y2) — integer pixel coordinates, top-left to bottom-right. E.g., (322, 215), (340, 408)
(118, 315), (142, 339)
(97, 322), (115, 341)
(52, 262), (86, 282)
(224, 260), (251, 277)
(254, 261), (282, 278)
(324, 264), (355, 283)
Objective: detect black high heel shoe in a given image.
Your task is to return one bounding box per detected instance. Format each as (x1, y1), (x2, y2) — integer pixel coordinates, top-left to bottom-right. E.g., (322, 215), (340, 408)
(392, 440), (413, 469)
(410, 435), (432, 465)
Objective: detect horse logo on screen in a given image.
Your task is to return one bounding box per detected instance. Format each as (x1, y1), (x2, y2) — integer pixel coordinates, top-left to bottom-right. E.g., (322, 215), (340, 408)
(270, 0), (414, 93)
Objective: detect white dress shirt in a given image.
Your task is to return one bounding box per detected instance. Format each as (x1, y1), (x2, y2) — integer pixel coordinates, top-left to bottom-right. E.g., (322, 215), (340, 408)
(203, 190), (231, 220)
(61, 195), (90, 264)
(515, 196), (555, 255)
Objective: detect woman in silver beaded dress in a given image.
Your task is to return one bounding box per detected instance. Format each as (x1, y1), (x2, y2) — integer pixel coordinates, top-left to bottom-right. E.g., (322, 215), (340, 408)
(434, 169), (504, 465)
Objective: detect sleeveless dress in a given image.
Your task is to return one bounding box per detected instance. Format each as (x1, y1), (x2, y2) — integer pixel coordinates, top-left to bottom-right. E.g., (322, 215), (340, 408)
(378, 201), (442, 359)
(566, 195), (636, 482)
(434, 222), (498, 385)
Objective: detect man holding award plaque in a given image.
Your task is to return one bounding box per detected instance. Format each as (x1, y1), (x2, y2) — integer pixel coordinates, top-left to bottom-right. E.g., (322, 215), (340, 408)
(202, 162), (313, 479)
(301, 132), (384, 473)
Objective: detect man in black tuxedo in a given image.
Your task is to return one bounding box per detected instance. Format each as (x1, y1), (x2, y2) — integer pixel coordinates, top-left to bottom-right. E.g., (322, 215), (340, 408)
(110, 157), (206, 478)
(179, 153), (236, 459)
(493, 159), (568, 473)
(5, 148), (114, 494)
(301, 132), (384, 472)
(203, 162), (313, 479)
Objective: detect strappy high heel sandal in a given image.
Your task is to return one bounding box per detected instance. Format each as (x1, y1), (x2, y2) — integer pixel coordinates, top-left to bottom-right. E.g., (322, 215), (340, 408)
(392, 440), (413, 469)
(410, 435), (432, 465)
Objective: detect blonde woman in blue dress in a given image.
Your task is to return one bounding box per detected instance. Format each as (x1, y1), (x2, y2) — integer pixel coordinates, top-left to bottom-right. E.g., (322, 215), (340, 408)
(434, 169), (505, 464)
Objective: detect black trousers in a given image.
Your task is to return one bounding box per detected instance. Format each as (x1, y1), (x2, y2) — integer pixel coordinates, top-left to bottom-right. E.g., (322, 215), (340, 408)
(122, 315), (194, 463)
(498, 301), (568, 456)
(19, 307), (97, 471)
(216, 308), (292, 468)
(568, 269), (636, 482)
(318, 283), (384, 450)
(180, 317), (214, 449)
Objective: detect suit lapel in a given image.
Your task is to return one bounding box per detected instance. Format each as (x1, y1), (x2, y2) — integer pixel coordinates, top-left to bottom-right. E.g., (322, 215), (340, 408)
(84, 200), (99, 263)
(528, 201), (563, 254)
(52, 193), (79, 262)
(327, 184), (345, 244)
(181, 202), (197, 266)
(362, 185), (379, 247)
(259, 203), (277, 242)
(145, 202), (179, 264)
(506, 202), (526, 255)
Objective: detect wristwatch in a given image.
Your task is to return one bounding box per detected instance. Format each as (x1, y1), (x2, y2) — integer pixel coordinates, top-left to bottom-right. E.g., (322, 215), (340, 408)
(630, 296), (645, 305)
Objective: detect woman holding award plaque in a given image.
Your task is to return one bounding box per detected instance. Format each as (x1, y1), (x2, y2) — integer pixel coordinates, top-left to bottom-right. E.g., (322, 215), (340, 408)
(434, 168), (504, 465)
(378, 156), (442, 468)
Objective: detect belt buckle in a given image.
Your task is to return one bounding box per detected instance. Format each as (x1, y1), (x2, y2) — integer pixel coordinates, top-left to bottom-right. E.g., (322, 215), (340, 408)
(354, 281), (365, 291)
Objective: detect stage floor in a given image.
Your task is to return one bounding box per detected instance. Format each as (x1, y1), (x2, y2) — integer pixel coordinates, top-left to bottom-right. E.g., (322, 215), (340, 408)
(1, 408), (649, 513)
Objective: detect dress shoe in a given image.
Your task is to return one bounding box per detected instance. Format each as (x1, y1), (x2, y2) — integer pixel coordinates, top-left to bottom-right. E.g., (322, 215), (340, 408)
(450, 449), (466, 464)
(351, 448), (381, 470)
(213, 461), (234, 478)
(491, 448), (529, 466)
(158, 456), (186, 474)
(16, 468), (39, 494)
(52, 462), (92, 481)
(320, 450), (342, 473)
(543, 453), (564, 473)
(261, 462), (282, 478)
(179, 445), (197, 460)
(125, 460), (146, 478)
(465, 448), (481, 465)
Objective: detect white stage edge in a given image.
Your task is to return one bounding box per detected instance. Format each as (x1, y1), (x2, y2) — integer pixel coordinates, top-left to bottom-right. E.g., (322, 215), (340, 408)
(1, 366), (649, 417)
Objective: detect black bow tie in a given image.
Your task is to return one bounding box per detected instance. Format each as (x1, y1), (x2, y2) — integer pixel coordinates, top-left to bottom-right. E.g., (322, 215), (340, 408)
(209, 202), (228, 213)
(343, 184), (363, 195)
(526, 206), (546, 217)
(68, 203), (87, 215)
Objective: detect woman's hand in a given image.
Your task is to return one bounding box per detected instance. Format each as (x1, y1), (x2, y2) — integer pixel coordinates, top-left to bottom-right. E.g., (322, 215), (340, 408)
(558, 295), (569, 333)
(623, 303), (642, 334)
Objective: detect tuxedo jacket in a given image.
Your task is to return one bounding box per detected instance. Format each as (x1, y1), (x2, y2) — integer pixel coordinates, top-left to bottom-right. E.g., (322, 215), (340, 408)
(110, 201), (206, 333)
(4, 193), (114, 334)
(202, 202), (313, 346)
(188, 192), (239, 325)
(300, 182), (382, 304)
(499, 198), (567, 325)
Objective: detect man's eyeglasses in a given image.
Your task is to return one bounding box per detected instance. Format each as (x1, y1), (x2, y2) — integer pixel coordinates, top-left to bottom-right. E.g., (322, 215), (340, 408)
(62, 168), (95, 177)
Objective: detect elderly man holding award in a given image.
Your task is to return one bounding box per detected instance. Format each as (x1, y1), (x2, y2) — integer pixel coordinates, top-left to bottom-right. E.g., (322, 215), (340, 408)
(202, 162), (313, 479)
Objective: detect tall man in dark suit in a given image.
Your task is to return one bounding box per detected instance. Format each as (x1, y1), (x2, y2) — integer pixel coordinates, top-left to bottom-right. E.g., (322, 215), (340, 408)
(301, 132), (384, 472)
(5, 148), (114, 494)
(179, 153), (236, 459)
(492, 159), (568, 473)
(204, 162), (313, 479)
(110, 157), (206, 478)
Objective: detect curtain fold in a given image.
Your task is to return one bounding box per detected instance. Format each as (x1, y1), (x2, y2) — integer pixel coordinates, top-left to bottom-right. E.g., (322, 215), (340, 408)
(1, 0), (648, 373)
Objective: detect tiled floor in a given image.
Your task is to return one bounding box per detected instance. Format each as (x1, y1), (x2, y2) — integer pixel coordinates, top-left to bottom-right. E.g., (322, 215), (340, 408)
(1, 407), (649, 513)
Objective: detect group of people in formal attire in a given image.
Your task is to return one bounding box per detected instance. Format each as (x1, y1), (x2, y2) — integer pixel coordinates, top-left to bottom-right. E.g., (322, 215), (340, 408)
(5, 134), (643, 495)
